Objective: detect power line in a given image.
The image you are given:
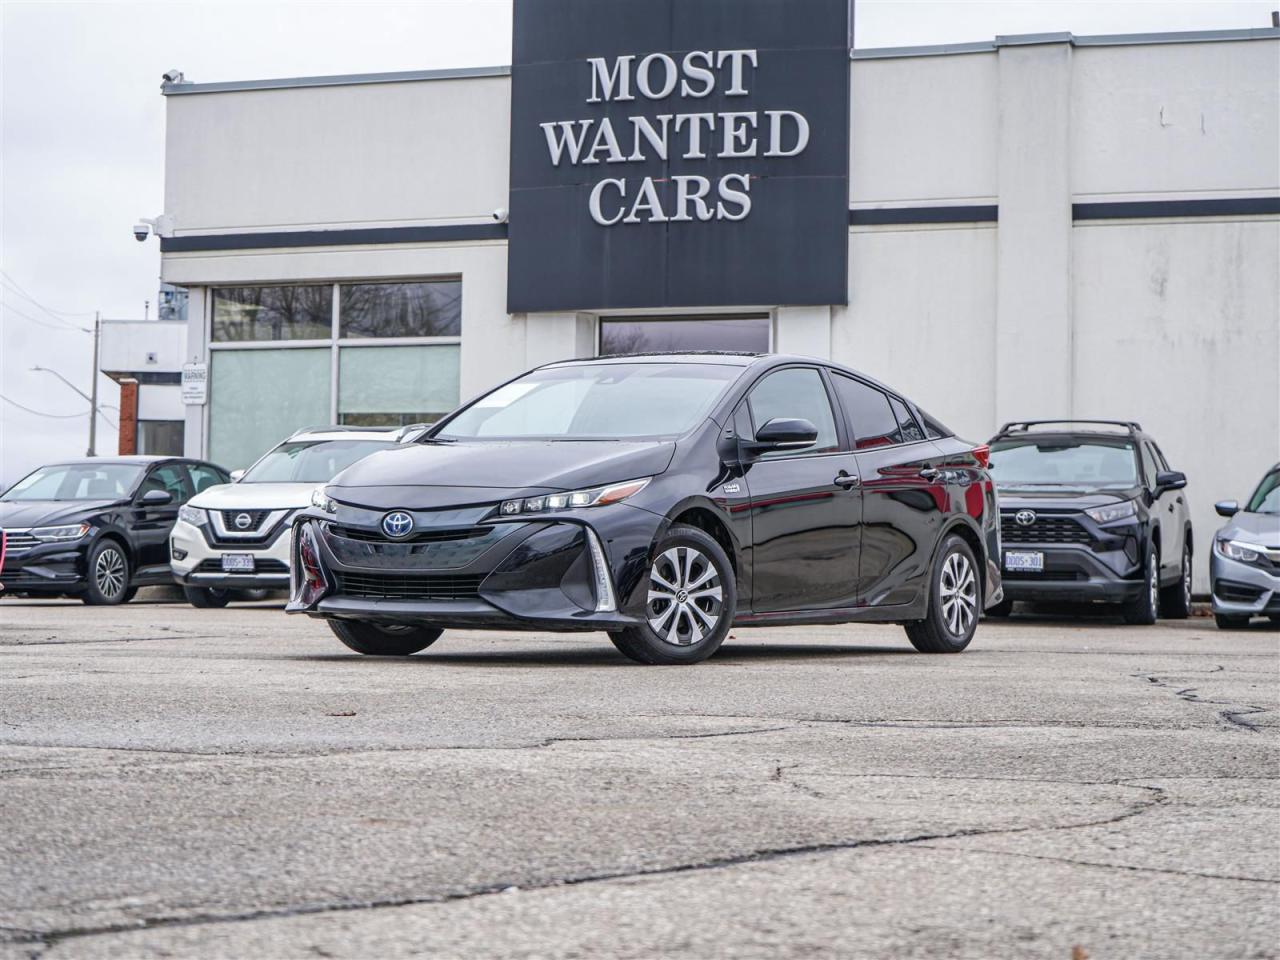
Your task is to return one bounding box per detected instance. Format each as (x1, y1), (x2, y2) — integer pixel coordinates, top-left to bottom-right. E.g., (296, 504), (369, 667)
(1, 302), (92, 333)
(0, 270), (95, 318)
(0, 394), (118, 429)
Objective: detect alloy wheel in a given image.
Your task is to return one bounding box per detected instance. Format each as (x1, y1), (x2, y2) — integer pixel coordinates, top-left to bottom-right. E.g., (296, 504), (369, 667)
(95, 547), (126, 600)
(1149, 552), (1159, 617)
(939, 550), (977, 637)
(1182, 549), (1193, 611)
(646, 546), (724, 646)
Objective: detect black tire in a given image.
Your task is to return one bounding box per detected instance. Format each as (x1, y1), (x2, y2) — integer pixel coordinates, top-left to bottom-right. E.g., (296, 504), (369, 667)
(609, 524), (736, 665)
(986, 596), (1014, 618)
(1122, 547), (1159, 625)
(1159, 542), (1193, 619)
(328, 619), (442, 656)
(81, 540), (131, 605)
(118, 587), (138, 604)
(1214, 613), (1251, 630)
(184, 586), (232, 609)
(904, 535), (981, 653)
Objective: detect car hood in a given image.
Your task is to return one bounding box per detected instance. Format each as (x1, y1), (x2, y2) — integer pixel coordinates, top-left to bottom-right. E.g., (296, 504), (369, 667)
(995, 486), (1141, 512)
(1217, 511), (1280, 547)
(326, 440), (677, 510)
(190, 482), (320, 511)
(0, 499), (121, 528)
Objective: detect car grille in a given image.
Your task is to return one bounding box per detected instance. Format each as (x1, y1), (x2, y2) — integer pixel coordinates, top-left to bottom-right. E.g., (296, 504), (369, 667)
(327, 524), (492, 545)
(1003, 570), (1088, 582)
(2, 531), (40, 554)
(334, 571), (486, 600)
(220, 509), (272, 531)
(194, 558), (289, 574)
(1001, 514), (1092, 545)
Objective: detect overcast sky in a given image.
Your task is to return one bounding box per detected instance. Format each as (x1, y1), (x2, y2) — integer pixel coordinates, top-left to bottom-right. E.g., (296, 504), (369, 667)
(1, 0), (1274, 483)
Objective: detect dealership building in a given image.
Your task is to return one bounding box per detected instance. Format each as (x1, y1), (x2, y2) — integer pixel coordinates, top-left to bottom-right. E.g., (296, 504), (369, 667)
(153, 7), (1279, 590)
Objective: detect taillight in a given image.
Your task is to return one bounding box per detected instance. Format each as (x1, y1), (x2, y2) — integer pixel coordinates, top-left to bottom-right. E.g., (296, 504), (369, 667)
(972, 444), (990, 469)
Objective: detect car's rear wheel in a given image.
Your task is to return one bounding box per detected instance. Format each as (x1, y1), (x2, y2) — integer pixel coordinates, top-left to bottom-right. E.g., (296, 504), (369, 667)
(81, 540), (131, 606)
(904, 535), (980, 653)
(1159, 542), (1193, 619)
(328, 619), (442, 656)
(609, 525), (736, 665)
(184, 586), (232, 609)
(1122, 547), (1159, 625)
(1214, 613), (1250, 630)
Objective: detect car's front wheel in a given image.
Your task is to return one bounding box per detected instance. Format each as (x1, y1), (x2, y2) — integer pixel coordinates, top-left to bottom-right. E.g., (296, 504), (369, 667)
(1159, 542), (1193, 619)
(1122, 547), (1160, 625)
(328, 619), (442, 656)
(609, 525), (736, 665)
(904, 535), (980, 653)
(81, 540), (131, 606)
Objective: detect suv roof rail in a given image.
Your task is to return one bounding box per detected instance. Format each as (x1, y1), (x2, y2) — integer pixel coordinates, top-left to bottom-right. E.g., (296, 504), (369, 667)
(995, 419), (1143, 435)
(287, 424), (399, 438)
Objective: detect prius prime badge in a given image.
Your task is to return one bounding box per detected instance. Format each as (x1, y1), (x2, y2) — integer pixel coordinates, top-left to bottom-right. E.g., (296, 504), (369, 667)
(381, 511), (414, 539)
(1015, 510), (1037, 527)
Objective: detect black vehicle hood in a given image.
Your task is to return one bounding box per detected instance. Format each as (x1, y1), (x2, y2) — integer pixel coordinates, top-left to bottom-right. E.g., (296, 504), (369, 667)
(0, 499), (120, 528)
(995, 486), (1141, 511)
(327, 440), (677, 510)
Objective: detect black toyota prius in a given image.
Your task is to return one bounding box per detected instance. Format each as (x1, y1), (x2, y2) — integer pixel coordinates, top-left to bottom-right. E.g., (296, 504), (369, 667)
(288, 353), (1001, 664)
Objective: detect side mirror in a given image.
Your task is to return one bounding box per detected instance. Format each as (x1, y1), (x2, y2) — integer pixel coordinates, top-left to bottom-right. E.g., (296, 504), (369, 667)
(747, 417), (818, 453)
(229, 469), (245, 482)
(139, 489), (173, 506)
(1155, 470), (1187, 492)
(1214, 499), (1239, 518)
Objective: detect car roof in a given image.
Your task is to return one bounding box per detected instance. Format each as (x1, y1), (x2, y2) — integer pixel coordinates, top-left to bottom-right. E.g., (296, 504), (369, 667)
(547, 351), (762, 367)
(285, 429), (406, 443)
(44, 455), (186, 466)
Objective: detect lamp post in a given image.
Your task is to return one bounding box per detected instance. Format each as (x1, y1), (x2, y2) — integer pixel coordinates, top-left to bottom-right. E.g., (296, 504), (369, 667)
(30, 364), (109, 456)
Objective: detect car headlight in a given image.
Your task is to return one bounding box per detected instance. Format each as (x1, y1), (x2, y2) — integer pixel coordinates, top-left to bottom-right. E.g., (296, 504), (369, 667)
(1216, 538), (1262, 563)
(499, 478), (651, 516)
(30, 522), (91, 541)
(177, 505), (208, 526)
(311, 488), (338, 514)
(1085, 500), (1137, 524)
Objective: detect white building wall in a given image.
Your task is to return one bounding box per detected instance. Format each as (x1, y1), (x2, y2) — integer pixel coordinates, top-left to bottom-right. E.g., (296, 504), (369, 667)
(98, 320), (186, 374)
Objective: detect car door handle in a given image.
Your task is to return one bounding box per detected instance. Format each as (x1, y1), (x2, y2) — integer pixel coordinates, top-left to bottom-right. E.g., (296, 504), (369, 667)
(918, 467), (940, 481)
(834, 472), (860, 489)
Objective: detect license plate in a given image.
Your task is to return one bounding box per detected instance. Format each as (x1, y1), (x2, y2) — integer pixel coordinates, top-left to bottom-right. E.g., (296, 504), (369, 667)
(1004, 550), (1044, 573)
(221, 553), (255, 573)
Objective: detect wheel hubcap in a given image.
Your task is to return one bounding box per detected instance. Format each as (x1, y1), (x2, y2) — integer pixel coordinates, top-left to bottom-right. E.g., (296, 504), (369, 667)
(1150, 554), (1159, 612)
(939, 551), (977, 637)
(647, 546), (723, 646)
(95, 548), (125, 599)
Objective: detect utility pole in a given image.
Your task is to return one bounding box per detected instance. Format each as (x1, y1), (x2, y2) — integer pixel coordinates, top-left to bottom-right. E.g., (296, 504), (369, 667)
(88, 311), (101, 456)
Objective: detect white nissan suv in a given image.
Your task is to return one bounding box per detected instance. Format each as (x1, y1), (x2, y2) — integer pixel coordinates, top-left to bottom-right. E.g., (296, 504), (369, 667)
(170, 425), (424, 607)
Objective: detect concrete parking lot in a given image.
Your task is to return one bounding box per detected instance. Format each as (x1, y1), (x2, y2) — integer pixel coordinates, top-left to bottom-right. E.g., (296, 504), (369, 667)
(0, 597), (1276, 960)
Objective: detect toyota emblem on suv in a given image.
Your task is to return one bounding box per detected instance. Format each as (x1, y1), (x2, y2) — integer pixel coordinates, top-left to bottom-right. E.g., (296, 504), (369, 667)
(381, 511), (414, 539)
(1015, 510), (1037, 527)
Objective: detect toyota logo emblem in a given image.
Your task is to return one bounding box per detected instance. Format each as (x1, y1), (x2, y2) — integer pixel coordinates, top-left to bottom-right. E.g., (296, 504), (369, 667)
(1015, 510), (1037, 527)
(234, 512), (253, 530)
(381, 511), (414, 539)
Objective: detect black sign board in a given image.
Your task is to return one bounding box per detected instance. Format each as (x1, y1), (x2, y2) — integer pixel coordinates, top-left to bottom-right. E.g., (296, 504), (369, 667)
(507, 0), (851, 314)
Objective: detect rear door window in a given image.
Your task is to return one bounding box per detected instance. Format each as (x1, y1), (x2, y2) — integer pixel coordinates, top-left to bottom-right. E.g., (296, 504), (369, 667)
(831, 374), (901, 449)
(889, 397), (925, 443)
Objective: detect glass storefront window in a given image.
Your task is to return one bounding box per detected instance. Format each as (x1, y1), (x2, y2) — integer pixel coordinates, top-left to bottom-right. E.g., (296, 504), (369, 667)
(209, 349), (331, 469)
(212, 285), (333, 342)
(599, 315), (770, 356)
(137, 420), (185, 456)
(339, 281), (461, 339)
(338, 344), (460, 426)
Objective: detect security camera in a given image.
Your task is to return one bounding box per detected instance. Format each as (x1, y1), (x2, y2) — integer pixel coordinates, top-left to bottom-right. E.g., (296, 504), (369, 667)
(162, 69), (185, 84)
(492, 207), (509, 223)
(133, 222), (151, 242)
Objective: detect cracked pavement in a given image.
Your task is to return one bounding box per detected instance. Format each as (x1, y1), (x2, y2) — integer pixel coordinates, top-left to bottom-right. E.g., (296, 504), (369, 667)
(0, 598), (1276, 959)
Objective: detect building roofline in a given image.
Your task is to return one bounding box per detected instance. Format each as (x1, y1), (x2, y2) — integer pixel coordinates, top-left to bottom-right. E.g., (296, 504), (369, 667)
(160, 26), (1280, 95)
(851, 26), (1279, 59)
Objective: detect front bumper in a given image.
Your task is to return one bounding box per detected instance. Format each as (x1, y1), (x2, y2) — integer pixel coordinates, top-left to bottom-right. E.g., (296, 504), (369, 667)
(285, 501), (663, 631)
(1210, 551), (1280, 617)
(999, 545), (1144, 603)
(170, 518), (292, 589)
(0, 533), (90, 593)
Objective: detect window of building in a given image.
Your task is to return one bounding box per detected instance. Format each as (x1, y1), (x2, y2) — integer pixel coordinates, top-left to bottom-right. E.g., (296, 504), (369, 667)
(208, 349), (331, 470)
(599, 315), (770, 356)
(337, 344), (460, 427)
(339, 281), (461, 338)
(831, 374), (901, 449)
(746, 367), (838, 457)
(212, 285), (333, 342)
(137, 420), (185, 456)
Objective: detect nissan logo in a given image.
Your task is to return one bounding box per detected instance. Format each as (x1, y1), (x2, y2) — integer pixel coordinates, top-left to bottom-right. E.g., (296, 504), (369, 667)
(381, 511), (414, 539)
(233, 512), (253, 530)
(1015, 510), (1037, 527)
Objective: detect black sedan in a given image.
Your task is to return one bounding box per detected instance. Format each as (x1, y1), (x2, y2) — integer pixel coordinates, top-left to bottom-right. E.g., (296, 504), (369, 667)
(0, 456), (229, 603)
(289, 353), (1001, 664)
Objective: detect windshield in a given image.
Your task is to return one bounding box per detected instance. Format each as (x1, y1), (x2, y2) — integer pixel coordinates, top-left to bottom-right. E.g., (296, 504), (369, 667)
(1246, 470), (1280, 515)
(241, 439), (395, 483)
(437, 362), (739, 440)
(2, 463), (144, 501)
(990, 439), (1139, 488)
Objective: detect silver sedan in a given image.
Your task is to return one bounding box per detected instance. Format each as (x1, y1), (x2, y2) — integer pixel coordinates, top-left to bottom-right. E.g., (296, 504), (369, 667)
(1210, 463), (1280, 628)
